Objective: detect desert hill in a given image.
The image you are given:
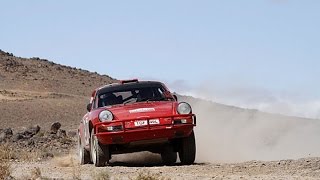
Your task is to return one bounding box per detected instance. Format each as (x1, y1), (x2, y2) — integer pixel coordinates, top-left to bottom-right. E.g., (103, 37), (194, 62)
(0, 50), (115, 96)
(0, 50), (116, 130)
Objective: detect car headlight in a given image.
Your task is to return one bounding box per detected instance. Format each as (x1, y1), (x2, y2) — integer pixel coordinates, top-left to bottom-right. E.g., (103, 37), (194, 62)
(99, 110), (113, 122)
(177, 102), (192, 114)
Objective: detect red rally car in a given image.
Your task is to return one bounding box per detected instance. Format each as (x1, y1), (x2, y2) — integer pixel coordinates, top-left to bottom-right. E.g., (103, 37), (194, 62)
(78, 79), (196, 167)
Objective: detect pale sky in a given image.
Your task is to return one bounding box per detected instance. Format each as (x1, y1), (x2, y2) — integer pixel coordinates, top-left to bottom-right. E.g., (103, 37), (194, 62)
(1, 0), (320, 118)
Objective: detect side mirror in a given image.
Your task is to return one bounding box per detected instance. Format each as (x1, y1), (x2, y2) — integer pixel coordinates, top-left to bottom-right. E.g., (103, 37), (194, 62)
(173, 95), (178, 101)
(86, 103), (92, 112)
(164, 91), (177, 101)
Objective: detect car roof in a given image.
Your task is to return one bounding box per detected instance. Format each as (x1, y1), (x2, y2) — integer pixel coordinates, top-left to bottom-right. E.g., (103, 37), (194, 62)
(96, 81), (165, 95)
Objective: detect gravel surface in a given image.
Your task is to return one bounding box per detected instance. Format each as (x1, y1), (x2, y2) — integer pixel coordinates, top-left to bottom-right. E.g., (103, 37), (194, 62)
(10, 156), (320, 179)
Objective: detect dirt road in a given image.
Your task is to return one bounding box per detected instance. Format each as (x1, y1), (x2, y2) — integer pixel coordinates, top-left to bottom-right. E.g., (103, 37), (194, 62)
(10, 154), (320, 180)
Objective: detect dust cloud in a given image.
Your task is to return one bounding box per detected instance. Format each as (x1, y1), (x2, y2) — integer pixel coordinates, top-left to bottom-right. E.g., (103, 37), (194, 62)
(181, 96), (320, 163)
(105, 94), (320, 164)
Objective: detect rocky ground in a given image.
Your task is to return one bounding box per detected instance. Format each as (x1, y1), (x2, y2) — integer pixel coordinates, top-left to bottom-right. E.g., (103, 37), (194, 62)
(0, 123), (76, 161)
(7, 156), (320, 179)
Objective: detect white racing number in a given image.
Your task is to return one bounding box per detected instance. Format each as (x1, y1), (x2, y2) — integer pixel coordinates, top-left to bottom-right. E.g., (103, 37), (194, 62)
(149, 119), (160, 125)
(134, 120), (148, 126)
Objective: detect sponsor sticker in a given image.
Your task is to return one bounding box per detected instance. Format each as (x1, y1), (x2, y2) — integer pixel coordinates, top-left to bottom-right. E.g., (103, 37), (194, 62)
(149, 119), (160, 125)
(134, 120), (148, 126)
(129, 108), (155, 113)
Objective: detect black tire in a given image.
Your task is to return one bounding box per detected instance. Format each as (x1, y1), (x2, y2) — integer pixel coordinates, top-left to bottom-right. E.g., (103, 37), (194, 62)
(179, 131), (196, 165)
(90, 129), (109, 167)
(161, 145), (177, 165)
(78, 133), (91, 165)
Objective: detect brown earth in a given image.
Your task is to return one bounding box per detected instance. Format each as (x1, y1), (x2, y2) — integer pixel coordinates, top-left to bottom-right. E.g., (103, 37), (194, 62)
(10, 155), (320, 179)
(0, 50), (116, 130)
(1, 50), (320, 179)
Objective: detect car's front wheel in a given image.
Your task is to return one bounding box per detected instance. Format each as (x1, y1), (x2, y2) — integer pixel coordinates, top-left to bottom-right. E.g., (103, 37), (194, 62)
(179, 131), (196, 165)
(90, 129), (109, 167)
(161, 145), (177, 165)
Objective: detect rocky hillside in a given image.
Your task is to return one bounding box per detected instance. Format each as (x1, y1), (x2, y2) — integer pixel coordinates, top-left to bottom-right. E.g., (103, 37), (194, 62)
(0, 50), (116, 130)
(0, 50), (115, 96)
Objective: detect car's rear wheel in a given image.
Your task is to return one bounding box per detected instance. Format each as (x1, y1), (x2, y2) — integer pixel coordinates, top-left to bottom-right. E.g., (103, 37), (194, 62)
(179, 131), (196, 165)
(161, 145), (177, 165)
(90, 129), (109, 167)
(78, 133), (90, 165)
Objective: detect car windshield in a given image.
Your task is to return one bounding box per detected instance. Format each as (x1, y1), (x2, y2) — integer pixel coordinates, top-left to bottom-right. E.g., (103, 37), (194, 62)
(97, 86), (170, 107)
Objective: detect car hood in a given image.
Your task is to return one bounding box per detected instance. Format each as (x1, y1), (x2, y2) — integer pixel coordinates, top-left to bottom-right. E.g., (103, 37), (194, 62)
(106, 101), (175, 120)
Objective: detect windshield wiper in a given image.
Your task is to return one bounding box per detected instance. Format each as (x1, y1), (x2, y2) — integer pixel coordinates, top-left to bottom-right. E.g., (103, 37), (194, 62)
(123, 99), (135, 105)
(140, 97), (166, 102)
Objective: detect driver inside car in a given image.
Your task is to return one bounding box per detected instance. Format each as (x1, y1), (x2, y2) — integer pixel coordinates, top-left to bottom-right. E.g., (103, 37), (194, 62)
(137, 88), (154, 102)
(100, 93), (118, 106)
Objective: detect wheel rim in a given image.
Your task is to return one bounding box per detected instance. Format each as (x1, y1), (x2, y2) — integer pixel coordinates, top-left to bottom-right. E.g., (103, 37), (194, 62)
(78, 136), (83, 163)
(91, 136), (97, 164)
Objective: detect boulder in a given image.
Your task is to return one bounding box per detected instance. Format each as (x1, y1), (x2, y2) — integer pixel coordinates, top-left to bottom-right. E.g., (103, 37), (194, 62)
(50, 122), (61, 134)
(12, 133), (24, 142)
(24, 125), (40, 137)
(0, 128), (13, 142)
(2, 128), (13, 136)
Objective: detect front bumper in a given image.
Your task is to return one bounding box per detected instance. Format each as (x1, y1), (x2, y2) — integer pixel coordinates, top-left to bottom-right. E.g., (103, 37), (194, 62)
(94, 114), (196, 145)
